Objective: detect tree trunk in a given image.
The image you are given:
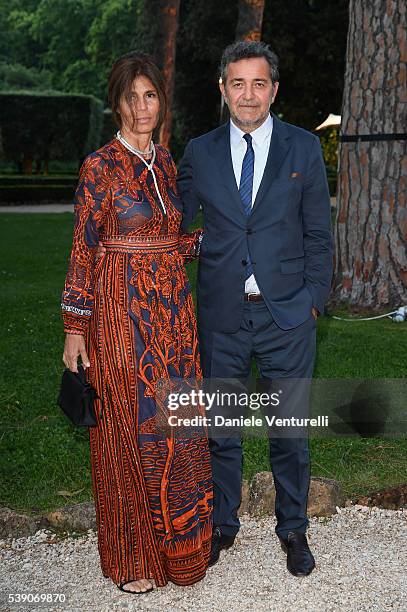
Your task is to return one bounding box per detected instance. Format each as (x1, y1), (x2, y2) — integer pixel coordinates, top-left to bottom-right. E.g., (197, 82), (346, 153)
(220, 0), (265, 123)
(235, 0), (265, 41)
(154, 0), (180, 148)
(333, 0), (407, 309)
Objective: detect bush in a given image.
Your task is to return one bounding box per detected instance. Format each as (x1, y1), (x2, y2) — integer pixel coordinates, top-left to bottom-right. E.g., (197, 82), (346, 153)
(0, 63), (52, 91)
(0, 176), (77, 186)
(319, 128), (339, 169)
(0, 185), (75, 203)
(0, 91), (103, 174)
(100, 108), (116, 147)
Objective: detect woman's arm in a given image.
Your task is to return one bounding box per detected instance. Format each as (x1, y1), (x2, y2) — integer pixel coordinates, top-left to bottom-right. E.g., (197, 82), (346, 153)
(61, 153), (110, 370)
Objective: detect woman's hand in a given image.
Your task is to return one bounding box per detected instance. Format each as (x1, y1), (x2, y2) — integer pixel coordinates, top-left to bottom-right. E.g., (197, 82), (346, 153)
(95, 241), (106, 262)
(63, 334), (90, 372)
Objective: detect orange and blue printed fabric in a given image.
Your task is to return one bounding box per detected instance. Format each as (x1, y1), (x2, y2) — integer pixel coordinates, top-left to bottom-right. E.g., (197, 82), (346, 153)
(61, 138), (212, 587)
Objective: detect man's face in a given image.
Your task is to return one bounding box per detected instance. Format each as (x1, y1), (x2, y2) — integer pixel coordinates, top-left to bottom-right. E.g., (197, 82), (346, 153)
(220, 57), (279, 132)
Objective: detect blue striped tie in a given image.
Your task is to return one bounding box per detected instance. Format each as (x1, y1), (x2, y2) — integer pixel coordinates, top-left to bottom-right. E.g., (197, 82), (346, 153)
(239, 133), (254, 279)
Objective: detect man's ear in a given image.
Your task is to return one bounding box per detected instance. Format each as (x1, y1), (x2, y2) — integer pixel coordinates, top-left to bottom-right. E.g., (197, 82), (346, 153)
(219, 79), (227, 102)
(271, 81), (279, 104)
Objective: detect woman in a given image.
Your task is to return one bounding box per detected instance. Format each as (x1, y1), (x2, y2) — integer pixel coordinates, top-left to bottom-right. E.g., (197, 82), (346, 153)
(62, 51), (213, 594)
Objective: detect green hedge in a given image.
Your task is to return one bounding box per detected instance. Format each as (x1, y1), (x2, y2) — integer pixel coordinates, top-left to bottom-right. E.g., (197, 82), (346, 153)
(0, 185), (75, 203)
(101, 108), (116, 146)
(0, 175), (77, 186)
(0, 91), (103, 173)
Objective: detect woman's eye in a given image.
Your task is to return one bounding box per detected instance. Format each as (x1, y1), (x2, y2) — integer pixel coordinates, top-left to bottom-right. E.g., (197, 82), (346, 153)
(147, 92), (157, 98)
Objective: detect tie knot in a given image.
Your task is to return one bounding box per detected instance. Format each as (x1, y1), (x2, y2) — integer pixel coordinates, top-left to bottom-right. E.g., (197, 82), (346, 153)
(243, 133), (253, 147)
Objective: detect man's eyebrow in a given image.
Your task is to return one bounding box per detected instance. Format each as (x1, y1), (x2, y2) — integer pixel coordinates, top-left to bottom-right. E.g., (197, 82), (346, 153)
(230, 77), (268, 82)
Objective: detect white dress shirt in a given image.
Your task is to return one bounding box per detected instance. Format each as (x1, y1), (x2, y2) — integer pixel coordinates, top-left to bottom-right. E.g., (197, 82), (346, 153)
(230, 114), (273, 294)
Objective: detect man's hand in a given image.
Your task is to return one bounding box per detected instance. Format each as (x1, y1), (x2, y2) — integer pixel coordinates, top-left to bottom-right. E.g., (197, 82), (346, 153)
(95, 241), (106, 262)
(311, 307), (319, 320)
(63, 334), (90, 373)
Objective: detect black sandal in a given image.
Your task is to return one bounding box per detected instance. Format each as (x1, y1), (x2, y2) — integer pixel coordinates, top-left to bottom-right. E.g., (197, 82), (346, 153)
(117, 580), (154, 595)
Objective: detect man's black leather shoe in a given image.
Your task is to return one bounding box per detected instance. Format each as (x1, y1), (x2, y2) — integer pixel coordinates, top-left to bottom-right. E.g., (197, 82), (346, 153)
(208, 527), (236, 567)
(278, 532), (315, 576)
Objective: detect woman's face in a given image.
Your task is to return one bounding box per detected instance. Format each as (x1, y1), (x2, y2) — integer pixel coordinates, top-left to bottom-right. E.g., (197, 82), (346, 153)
(118, 75), (161, 136)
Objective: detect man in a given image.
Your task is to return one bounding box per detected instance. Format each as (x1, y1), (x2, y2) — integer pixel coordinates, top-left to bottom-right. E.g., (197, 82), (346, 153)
(177, 41), (333, 576)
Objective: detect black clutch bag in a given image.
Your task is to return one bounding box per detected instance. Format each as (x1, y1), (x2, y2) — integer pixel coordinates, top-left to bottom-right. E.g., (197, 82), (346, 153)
(57, 364), (101, 427)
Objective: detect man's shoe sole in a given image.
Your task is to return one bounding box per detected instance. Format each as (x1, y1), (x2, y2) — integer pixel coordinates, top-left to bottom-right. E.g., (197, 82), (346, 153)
(287, 565), (315, 577)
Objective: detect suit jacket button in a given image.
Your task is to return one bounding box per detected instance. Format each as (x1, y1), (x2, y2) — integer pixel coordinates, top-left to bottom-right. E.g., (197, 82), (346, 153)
(246, 228), (253, 234)
(242, 259), (247, 265)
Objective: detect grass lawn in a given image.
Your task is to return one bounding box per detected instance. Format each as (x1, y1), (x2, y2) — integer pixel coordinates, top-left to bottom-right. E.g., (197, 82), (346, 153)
(0, 213), (406, 514)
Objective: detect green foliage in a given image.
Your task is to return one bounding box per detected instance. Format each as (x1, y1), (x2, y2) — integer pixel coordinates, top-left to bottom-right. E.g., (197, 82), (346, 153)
(0, 0), (43, 67)
(0, 0), (143, 101)
(86, 0), (142, 68)
(319, 128), (339, 169)
(0, 62), (52, 91)
(60, 60), (103, 98)
(0, 0), (348, 152)
(0, 91), (103, 170)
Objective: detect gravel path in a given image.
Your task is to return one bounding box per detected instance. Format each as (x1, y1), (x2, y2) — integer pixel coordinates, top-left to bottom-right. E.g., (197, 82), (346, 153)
(1, 506), (406, 612)
(0, 205), (73, 213)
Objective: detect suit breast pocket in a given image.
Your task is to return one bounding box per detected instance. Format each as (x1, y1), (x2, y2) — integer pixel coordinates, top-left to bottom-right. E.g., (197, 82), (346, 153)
(272, 177), (304, 198)
(280, 256), (305, 274)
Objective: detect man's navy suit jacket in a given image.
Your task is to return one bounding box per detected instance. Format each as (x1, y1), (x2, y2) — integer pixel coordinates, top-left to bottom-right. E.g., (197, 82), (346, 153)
(177, 113), (334, 332)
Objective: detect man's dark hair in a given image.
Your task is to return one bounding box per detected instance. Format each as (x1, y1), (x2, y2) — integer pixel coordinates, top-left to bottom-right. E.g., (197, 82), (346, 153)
(220, 41), (279, 84)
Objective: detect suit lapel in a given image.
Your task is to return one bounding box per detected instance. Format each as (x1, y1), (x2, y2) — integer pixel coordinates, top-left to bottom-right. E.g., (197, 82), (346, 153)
(251, 114), (292, 213)
(211, 115), (292, 216)
(212, 123), (247, 216)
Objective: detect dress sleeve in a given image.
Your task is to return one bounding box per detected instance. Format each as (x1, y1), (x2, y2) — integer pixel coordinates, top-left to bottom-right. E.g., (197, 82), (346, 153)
(61, 153), (111, 335)
(178, 228), (203, 262)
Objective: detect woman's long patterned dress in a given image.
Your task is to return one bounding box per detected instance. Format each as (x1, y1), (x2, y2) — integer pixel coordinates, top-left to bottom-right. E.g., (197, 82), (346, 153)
(61, 138), (213, 587)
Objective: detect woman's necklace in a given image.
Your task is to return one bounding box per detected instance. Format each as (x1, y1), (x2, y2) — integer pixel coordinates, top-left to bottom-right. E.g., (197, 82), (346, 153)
(116, 130), (155, 166)
(116, 130), (167, 215)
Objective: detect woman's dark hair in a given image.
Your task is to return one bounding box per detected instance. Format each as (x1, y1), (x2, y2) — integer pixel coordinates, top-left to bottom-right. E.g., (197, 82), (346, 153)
(108, 51), (167, 130)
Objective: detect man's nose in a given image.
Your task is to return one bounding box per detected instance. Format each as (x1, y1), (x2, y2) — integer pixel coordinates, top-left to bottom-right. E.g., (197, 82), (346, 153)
(241, 85), (255, 100)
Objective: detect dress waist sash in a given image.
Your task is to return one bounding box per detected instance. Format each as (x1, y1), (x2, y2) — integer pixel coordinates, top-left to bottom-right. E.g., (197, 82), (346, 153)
(100, 234), (180, 254)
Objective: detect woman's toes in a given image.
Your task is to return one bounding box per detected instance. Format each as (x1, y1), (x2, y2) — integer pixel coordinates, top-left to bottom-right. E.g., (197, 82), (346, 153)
(121, 579), (153, 593)
(140, 579), (153, 591)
